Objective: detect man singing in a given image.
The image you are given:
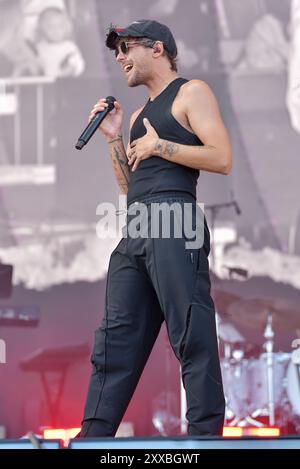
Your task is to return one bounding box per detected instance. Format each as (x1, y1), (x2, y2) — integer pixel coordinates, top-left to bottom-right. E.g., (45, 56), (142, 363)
(79, 19), (232, 438)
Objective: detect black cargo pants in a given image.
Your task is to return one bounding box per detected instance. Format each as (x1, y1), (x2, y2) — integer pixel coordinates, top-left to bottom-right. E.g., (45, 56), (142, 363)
(81, 192), (225, 436)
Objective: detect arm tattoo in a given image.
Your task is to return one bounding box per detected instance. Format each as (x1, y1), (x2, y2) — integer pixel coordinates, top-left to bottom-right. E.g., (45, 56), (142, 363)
(155, 139), (179, 158)
(154, 140), (163, 154)
(113, 146), (130, 185)
(107, 134), (123, 144)
(166, 142), (178, 156)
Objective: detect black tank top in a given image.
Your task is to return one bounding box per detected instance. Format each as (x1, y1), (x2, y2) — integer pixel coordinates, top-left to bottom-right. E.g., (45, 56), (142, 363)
(127, 77), (203, 205)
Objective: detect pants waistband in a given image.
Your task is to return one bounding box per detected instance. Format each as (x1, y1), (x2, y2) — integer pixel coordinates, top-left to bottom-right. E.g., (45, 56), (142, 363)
(127, 191), (196, 208)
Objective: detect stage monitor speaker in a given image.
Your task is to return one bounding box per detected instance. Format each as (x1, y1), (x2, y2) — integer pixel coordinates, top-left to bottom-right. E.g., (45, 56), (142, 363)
(69, 436), (300, 450)
(0, 439), (61, 449)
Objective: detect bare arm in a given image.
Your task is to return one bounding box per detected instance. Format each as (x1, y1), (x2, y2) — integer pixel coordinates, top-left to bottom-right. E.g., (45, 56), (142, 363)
(106, 107), (142, 193)
(153, 80), (232, 174)
(89, 98), (143, 193)
(107, 134), (130, 194)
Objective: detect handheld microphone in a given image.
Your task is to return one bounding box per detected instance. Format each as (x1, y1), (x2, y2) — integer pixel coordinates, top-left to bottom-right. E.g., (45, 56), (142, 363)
(75, 96), (116, 150)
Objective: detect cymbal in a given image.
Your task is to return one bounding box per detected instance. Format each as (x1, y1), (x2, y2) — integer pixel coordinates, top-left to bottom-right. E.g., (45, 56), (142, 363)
(228, 297), (300, 331)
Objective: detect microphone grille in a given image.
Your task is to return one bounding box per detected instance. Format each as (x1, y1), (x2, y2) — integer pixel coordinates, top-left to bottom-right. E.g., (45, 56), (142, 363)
(106, 96), (116, 110)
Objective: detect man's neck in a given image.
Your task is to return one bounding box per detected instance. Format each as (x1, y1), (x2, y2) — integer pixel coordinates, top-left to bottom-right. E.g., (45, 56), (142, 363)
(147, 73), (179, 101)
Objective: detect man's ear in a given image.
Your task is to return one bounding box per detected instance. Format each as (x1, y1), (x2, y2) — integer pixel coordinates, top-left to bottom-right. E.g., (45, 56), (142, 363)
(153, 41), (163, 54)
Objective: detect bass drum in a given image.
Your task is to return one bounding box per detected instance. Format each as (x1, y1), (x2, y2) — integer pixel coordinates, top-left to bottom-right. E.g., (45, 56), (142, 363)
(221, 358), (252, 420)
(286, 359), (300, 415)
(249, 352), (290, 411)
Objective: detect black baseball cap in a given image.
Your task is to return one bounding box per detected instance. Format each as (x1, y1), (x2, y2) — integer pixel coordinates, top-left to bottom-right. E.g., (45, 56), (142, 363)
(106, 19), (177, 57)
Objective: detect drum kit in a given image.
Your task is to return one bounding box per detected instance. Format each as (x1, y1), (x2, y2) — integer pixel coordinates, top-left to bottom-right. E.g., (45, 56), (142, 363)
(215, 292), (300, 430)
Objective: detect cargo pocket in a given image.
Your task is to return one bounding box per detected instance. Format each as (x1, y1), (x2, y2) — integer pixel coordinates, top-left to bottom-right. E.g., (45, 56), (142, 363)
(179, 290), (222, 380)
(90, 326), (107, 375)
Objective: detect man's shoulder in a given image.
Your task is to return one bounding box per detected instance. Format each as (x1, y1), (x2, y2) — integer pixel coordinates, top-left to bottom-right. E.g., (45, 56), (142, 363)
(180, 79), (217, 111)
(181, 79), (214, 97)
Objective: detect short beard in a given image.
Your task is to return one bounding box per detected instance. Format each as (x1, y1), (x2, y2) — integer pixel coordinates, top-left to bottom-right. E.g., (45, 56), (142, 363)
(127, 69), (145, 87)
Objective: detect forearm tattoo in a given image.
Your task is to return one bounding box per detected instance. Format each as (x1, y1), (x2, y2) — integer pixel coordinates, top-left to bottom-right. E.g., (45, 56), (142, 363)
(109, 139), (130, 188)
(107, 134), (123, 144)
(155, 139), (179, 158)
(113, 147), (130, 185)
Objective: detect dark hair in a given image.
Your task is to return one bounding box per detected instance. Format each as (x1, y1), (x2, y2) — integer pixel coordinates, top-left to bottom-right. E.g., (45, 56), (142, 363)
(163, 49), (178, 72)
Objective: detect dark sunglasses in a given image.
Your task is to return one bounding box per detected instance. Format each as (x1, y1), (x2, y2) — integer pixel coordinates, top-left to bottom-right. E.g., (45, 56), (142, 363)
(114, 39), (155, 58)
